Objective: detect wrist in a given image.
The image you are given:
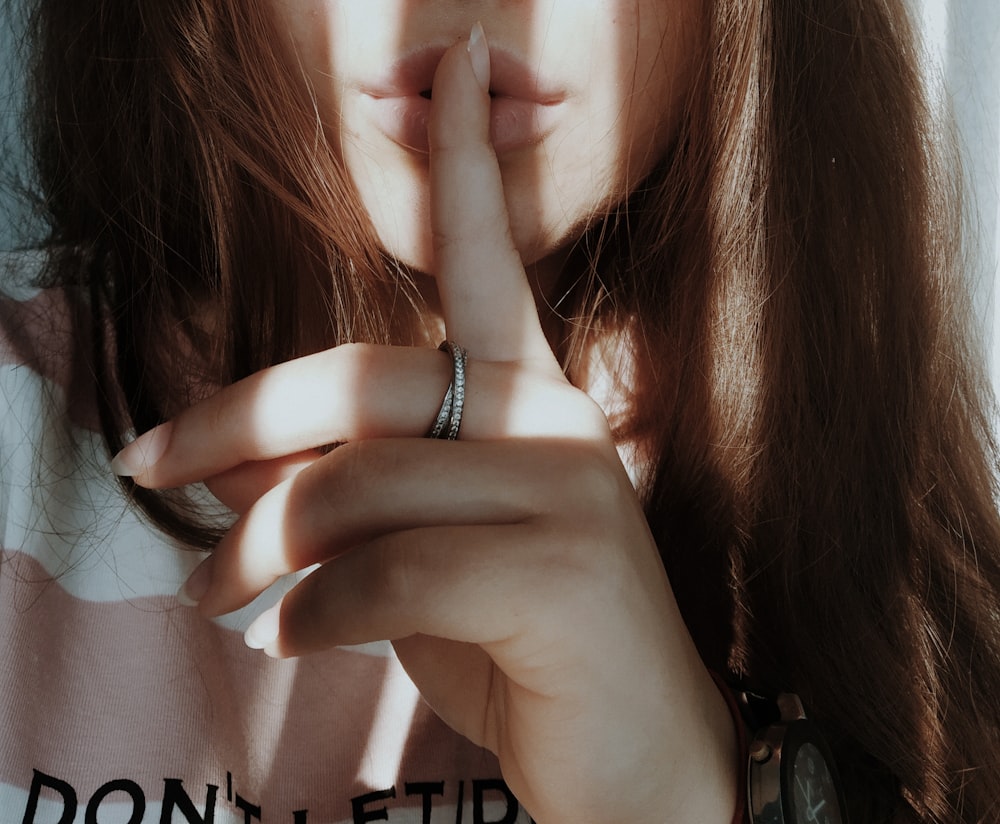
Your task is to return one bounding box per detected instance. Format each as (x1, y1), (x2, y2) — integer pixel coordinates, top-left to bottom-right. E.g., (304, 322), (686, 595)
(710, 670), (750, 824)
(652, 667), (743, 824)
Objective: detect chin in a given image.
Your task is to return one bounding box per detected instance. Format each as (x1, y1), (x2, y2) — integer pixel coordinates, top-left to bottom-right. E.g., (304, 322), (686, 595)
(350, 149), (612, 286)
(375, 191), (592, 283)
(379, 222), (577, 291)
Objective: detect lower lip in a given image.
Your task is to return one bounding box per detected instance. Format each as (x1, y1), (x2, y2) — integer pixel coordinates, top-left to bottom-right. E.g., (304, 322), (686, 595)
(361, 94), (562, 155)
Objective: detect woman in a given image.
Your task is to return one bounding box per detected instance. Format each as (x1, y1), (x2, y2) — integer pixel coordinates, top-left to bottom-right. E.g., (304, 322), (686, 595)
(2, 0), (999, 822)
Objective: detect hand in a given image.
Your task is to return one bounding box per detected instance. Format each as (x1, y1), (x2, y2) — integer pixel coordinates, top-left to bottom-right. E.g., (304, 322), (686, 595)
(113, 28), (738, 824)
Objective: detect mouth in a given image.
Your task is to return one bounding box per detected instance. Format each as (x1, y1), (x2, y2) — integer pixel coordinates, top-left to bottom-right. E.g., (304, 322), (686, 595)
(417, 88), (505, 100)
(359, 44), (567, 155)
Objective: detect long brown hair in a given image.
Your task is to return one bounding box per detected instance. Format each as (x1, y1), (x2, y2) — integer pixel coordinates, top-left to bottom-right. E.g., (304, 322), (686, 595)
(22, 0), (1000, 819)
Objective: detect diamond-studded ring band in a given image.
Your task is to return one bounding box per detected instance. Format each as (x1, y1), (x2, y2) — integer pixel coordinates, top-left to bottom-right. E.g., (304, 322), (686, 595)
(425, 341), (468, 441)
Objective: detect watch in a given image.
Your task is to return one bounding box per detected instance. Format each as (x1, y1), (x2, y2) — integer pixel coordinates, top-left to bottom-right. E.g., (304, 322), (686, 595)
(741, 691), (847, 824)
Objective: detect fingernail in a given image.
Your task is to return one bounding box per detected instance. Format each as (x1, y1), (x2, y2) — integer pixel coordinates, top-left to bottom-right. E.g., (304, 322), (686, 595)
(111, 421), (174, 477)
(245, 605), (281, 651)
(468, 22), (490, 94)
(177, 558), (212, 607)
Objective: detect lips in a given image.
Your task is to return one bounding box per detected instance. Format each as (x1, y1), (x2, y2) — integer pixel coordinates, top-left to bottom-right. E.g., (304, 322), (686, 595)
(358, 45), (567, 155)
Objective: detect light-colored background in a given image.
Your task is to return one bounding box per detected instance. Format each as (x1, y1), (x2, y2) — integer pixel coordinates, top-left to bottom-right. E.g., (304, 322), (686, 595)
(1, 1), (998, 375)
(913, 0), (1000, 387)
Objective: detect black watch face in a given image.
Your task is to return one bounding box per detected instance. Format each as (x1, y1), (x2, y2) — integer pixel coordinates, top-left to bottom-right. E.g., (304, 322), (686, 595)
(787, 741), (845, 824)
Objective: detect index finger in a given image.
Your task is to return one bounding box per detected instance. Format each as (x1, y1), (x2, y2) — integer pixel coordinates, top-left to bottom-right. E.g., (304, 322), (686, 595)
(428, 25), (556, 368)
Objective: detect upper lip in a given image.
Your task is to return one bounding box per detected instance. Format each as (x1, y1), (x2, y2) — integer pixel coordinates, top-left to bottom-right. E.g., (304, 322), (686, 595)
(360, 44), (567, 104)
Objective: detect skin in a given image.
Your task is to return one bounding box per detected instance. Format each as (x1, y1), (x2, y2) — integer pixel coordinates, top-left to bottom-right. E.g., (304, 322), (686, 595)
(112, 5), (738, 823)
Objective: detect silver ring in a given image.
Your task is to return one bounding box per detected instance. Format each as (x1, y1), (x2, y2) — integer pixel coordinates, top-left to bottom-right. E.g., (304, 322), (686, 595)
(426, 341), (468, 441)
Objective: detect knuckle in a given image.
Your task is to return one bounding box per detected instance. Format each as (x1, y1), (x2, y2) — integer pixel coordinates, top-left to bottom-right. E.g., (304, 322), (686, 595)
(320, 438), (414, 506)
(367, 538), (421, 609)
(571, 449), (631, 516)
(203, 388), (257, 462)
(329, 340), (380, 373)
(321, 439), (386, 498)
(572, 391), (615, 439)
(511, 375), (612, 440)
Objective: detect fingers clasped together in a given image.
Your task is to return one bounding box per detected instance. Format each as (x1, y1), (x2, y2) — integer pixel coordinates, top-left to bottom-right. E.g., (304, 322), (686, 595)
(111, 27), (738, 824)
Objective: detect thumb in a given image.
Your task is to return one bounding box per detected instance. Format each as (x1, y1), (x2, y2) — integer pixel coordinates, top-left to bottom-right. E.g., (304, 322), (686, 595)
(429, 24), (556, 367)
